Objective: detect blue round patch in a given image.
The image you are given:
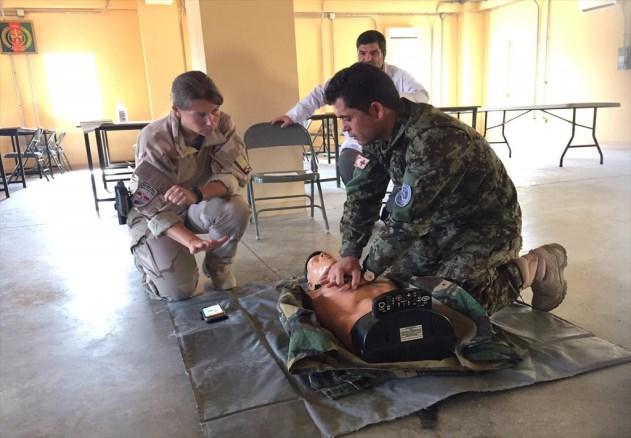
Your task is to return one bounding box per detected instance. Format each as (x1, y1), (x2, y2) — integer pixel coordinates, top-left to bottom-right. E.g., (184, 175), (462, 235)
(394, 184), (412, 207)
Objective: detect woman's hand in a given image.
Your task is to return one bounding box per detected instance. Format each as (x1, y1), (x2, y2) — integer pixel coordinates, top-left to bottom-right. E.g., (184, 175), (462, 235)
(164, 185), (198, 206)
(186, 235), (229, 255)
(166, 223), (228, 255)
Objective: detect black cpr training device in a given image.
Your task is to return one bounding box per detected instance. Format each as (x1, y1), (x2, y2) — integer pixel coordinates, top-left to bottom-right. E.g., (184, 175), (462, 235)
(351, 288), (456, 363)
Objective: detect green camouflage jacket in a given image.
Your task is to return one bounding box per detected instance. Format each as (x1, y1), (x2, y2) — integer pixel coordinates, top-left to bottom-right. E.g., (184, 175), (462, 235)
(341, 99), (521, 276)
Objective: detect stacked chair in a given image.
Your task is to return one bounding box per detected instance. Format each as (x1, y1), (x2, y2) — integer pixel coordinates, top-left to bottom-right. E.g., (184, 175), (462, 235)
(4, 128), (53, 182)
(45, 131), (72, 173)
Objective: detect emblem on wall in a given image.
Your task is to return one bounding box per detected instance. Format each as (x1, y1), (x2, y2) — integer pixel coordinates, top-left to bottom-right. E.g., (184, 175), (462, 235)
(1, 21), (37, 54)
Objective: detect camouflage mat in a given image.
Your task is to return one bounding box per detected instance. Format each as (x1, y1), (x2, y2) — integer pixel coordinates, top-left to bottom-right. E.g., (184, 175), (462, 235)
(167, 283), (631, 438)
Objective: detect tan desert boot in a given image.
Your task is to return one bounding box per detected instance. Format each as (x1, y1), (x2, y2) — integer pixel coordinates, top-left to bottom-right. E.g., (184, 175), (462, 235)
(514, 243), (568, 311)
(205, 264), (237, 290)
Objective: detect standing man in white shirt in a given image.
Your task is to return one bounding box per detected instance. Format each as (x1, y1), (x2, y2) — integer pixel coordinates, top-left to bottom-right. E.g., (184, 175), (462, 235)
(272, 30), (429, 185)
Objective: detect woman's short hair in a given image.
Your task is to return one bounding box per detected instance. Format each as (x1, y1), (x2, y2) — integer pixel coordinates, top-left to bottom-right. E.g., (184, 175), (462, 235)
(171, 71), (224, 110)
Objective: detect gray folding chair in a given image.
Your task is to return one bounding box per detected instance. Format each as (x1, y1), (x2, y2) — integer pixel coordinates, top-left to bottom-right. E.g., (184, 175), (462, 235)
(46, 131), (71, 173)
(244, 122), (329, 240)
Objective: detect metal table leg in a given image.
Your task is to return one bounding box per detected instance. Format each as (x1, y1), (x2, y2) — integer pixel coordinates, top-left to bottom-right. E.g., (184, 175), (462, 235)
(84, 132), (100, 213)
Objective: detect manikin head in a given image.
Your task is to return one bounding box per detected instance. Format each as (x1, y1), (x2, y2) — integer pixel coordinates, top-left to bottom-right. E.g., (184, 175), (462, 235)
(305, 251), (337, 290)
(356, 30), (386, 69)
(325, 63), (400, 146)
(171, 71), (224, 138)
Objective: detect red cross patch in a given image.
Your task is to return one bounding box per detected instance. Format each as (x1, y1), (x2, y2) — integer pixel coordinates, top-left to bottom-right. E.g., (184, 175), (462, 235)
(354, 154), (370, 169)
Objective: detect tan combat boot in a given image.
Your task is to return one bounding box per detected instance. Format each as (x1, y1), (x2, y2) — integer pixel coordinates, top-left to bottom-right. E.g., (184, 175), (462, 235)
(205, 264), (237, 290)
(514, 243), (568, 311)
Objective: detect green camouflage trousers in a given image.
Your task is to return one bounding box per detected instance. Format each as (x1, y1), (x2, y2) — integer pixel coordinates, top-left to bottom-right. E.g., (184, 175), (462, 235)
(375, 231), (524, 315)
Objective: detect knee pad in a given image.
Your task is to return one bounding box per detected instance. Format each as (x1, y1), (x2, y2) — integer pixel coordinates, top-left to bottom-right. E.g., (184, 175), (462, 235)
(190, 195), (250, 236)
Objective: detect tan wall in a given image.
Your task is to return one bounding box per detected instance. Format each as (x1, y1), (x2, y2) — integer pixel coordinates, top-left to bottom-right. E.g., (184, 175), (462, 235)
(458, 10), (485, 106)
(0, 1), (151, 167)
(2, 0), (626, 175)
(484, 1), (539, 106)
(441, 14), (460, 106)
(545, 0), (630, 144)
(193, 0), (304, 205)
(136, 0), (187, 120)
(196, 0), (300, 133)
(292, 1), (464, 108)
(294, 16), (324, 99)
(293, 0), (630, 144)
(293, 0), (458, 15)
(0, 0), (192, 168)
(483, 0), (630, 145)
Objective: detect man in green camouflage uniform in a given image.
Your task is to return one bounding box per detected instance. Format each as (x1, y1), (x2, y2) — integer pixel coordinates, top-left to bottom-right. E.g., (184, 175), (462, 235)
(321, 63), (568, 315)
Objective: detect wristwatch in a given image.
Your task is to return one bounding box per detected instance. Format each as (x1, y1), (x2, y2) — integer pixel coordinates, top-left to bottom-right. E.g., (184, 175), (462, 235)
(192, 187), (204, 204)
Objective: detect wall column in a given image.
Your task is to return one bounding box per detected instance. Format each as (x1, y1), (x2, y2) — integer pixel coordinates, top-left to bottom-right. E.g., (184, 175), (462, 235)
(137, 0), (187, 119)
(188, 0), (300, 133)
(458, 5), (485, 107)
(185, 0), (303, 208)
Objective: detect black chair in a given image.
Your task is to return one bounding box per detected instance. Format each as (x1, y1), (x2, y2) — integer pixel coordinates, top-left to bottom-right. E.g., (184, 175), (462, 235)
(243, 123), (330, 240)
(0, 154), (9, 198)
(4, 128), (52, 182)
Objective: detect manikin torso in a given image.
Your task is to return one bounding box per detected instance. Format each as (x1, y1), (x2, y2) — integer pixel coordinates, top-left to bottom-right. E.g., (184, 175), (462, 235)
(306, 252), (397, 350)
(307, 280), (396, 350)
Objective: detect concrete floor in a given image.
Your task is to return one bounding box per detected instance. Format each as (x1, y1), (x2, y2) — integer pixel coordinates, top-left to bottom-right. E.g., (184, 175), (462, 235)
(1, 145), (630, 437)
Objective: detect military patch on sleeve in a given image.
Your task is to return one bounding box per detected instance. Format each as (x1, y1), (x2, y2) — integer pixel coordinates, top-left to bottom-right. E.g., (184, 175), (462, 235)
(354, 154), (370, 169)
(394, 183), (412, 207)
(131, 181), (158, 208)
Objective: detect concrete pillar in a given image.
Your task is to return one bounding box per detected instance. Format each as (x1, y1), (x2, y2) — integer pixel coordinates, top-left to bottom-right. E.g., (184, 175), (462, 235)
(185, 0), (304, 207)
(186, 0), (300, 134)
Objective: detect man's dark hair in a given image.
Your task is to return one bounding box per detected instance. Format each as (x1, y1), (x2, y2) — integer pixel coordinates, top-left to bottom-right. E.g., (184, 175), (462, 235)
(171, 71), (224, 110)
(356, 30), (386, 56)
(325, 63), (401, 113)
